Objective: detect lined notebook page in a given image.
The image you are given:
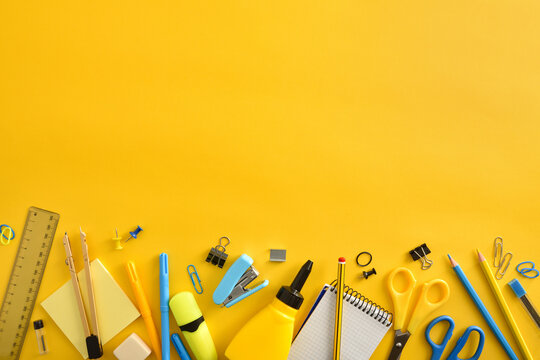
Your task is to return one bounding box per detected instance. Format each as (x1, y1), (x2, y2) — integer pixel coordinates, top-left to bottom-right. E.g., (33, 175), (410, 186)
(288, 286), (391, 360)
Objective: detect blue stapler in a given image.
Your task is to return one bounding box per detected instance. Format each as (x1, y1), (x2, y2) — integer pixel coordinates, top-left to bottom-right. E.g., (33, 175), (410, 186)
(213, 254), (269, 307)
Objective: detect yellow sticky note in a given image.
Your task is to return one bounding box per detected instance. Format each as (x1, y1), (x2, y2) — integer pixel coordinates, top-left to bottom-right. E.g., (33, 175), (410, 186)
(41, 259), (140, 359)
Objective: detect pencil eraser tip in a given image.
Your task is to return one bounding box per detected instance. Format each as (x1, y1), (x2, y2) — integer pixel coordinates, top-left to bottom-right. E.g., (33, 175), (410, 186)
(338, 257), (346, 263)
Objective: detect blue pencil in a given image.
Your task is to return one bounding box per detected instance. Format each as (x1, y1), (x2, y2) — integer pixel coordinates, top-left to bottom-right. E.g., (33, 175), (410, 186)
(160, 253), (170, 360)
(448, 254), (518, 360)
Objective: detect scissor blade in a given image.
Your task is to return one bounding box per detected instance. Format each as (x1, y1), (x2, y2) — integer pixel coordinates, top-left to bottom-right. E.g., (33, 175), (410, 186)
(387, 330), (411, 360)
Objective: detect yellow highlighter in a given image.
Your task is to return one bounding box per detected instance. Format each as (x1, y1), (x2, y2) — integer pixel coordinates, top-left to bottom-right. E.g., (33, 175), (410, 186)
(169, 292), (217, 360)
(477, 250), (533, 360)
(126, 261), (162, 360)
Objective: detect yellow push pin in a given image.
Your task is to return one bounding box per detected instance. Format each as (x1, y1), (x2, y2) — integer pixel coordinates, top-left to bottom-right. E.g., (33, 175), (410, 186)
(113, 228), (123, 250)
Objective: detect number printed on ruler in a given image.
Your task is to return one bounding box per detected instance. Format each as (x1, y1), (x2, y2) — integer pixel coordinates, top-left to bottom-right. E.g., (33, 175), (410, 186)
(0, 207), (59, 360)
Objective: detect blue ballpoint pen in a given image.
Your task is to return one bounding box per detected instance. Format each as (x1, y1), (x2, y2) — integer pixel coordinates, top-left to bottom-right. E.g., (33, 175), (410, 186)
(171, 333), (192, 360)
(160, 253), (170, 360)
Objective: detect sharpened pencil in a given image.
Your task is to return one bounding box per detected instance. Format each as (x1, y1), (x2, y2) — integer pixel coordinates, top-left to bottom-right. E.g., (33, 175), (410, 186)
(477, 250), (532, 360)
(333, 257), (346, 360)
(448, 254), (518, 360)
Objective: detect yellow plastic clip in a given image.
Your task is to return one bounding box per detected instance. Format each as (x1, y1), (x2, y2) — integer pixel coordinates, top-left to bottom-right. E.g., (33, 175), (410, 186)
(112, 228), (123, 250)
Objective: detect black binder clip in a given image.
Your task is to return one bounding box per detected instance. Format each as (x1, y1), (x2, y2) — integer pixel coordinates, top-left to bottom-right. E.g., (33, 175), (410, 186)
(409, 243), (433, 270)
(206, 236), (230, 268)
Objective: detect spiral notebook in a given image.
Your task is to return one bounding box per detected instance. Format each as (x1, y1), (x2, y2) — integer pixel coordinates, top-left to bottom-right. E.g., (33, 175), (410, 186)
(287, 283), (393, 360)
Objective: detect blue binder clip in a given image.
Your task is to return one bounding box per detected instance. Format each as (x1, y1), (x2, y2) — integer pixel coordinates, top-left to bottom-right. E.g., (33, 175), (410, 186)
(213, 254), (269, 307)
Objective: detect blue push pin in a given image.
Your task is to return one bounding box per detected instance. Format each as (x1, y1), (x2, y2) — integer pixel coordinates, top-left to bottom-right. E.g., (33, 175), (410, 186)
(125, 225), (143, 242)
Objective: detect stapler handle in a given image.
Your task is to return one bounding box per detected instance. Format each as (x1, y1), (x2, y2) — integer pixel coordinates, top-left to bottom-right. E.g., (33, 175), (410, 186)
(213, 254), (253, 305)
(225, 280), (269, 308)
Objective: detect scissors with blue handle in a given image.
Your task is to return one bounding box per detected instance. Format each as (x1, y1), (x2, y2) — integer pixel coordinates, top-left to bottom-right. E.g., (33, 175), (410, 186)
(426, 315), (485, 360)
(387, 267), (451, 360)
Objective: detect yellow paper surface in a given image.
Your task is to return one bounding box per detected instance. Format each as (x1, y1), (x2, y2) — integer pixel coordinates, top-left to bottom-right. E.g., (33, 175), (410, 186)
(2, 0), (540, 359)
(41, 259), (140, 359)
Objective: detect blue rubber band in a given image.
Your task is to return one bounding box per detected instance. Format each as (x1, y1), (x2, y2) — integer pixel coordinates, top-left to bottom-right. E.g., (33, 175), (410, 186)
(0, 225), (15, 241)
(516, 261), (539, 279)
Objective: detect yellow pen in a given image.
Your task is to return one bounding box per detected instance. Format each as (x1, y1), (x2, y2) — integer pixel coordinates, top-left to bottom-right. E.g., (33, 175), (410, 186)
(477, 250), (533, 360)
(126, 261), (162, 360)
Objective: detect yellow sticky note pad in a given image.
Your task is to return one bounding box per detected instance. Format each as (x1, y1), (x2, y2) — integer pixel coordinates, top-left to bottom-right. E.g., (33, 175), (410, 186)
(41, 259), (140, 359)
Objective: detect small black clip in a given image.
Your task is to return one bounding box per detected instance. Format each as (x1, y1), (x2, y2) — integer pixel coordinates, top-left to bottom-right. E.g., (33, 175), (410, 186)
(409, 243), (433, 270)
(206, 236), (230, 268)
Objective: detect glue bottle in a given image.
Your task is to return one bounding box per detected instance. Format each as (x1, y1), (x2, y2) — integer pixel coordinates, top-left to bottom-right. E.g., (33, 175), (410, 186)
(225, 260), (313, 360)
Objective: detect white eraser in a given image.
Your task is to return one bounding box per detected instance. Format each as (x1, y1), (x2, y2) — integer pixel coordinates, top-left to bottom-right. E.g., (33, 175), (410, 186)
(113, 333), (152, 360)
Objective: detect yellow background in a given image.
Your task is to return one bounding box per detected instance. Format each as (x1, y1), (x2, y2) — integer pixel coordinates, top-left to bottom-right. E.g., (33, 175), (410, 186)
(1, 0), (539, 359)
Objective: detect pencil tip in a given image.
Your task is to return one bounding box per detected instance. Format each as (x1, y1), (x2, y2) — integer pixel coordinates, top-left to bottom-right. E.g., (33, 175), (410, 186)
(477, 249), (486, 262)
(447, 254), (458, 267)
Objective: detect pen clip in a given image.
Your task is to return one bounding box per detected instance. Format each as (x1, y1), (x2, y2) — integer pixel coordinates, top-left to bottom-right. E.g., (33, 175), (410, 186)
(160, 253), (169, 309)
(126, 261), (139, 283)
(160, 253), (169, 276)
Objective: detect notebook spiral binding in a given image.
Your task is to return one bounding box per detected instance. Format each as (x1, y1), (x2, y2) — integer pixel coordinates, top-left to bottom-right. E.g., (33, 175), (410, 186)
(330, 280), (393, 327)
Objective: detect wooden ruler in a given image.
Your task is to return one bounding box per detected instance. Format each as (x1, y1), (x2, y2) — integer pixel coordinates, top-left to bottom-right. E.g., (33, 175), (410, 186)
(0, 207), (59, 360)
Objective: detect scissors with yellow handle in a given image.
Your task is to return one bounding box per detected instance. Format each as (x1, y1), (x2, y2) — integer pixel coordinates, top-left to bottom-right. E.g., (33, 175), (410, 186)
(387, 267), (450, 360)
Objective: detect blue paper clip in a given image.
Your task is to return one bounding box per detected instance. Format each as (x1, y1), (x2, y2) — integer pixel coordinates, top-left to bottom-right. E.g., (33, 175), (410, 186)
(0, 225), (15, 245)
(516, 261), (539, 279)
(187, 265), (203, 294)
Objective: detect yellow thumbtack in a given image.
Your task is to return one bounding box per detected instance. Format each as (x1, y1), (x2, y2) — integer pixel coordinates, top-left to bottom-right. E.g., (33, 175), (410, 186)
(112, 228), (123, 250)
